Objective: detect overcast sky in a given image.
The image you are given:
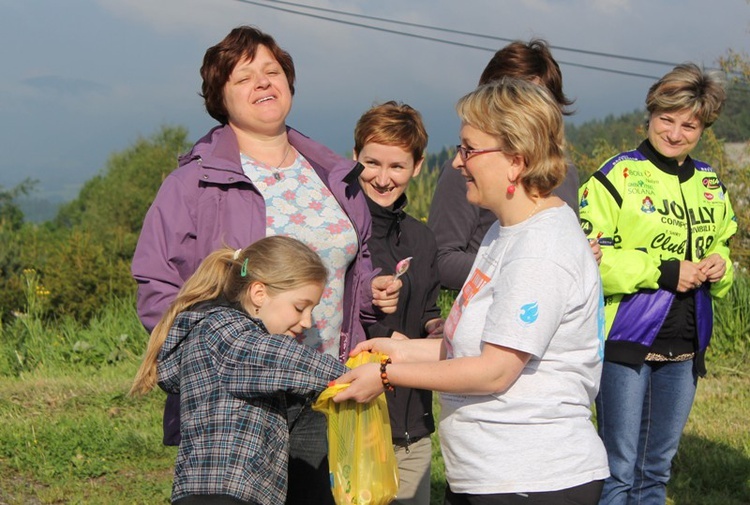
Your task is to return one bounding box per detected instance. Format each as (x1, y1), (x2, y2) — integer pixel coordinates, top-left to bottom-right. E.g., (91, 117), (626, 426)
(3, 0), (749, 201)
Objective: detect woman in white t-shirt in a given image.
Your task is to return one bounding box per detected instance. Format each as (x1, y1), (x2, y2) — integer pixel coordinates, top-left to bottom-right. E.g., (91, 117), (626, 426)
(334, 79), (609, 505)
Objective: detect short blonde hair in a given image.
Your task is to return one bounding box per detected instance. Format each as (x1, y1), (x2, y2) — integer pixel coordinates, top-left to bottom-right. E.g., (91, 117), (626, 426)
(456, 78), (566, 196)
(646, 63), (726, 128)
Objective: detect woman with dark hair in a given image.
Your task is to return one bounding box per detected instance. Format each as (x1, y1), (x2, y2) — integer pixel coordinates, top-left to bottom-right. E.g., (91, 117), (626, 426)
(131, 26), (400, 505)
(428, 39), (581, 290)
(579, 63), (736, 504)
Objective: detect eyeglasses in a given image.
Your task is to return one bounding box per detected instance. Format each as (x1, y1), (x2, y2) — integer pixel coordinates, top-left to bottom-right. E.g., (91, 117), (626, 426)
(456, 145), (504, 163)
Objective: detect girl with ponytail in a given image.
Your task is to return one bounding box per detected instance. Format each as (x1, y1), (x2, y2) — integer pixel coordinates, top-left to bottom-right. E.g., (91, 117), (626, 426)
(131, 235), (348, 505)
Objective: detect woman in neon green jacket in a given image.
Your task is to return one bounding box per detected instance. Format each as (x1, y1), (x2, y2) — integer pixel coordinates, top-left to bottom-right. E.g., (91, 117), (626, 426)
(579, 63), (737, 505)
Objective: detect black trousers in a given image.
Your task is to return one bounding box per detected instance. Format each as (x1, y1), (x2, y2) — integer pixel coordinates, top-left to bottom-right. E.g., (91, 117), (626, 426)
(173, 495), (248, 505)
(285, 396), (335, 505)
(444, 480), (604, 505)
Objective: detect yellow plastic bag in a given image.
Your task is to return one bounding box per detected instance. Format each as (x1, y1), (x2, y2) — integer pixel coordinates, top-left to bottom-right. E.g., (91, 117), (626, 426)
(313, 351), (399, 505)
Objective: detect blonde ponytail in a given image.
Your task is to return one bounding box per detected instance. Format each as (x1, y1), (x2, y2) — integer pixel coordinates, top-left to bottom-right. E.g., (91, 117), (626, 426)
(129, 236), (328, 396)
(130, 248), (235, 396)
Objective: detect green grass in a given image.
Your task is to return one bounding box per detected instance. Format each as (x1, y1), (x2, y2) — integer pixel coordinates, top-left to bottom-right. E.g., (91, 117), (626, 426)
(668, 367), (750, 505)
(0, 358), (746, 504)
(0, 275), (748, 504)
(0, 362), (176, 504)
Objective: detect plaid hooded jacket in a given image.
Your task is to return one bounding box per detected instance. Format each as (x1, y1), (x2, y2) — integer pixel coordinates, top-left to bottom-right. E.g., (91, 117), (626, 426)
(157, 304), (348, 504)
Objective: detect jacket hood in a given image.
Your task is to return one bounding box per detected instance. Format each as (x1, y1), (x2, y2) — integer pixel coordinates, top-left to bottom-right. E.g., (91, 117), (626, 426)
(157, 309), (209, 394)
(178, 125), (245, 183)
(176, 124), (364, 188)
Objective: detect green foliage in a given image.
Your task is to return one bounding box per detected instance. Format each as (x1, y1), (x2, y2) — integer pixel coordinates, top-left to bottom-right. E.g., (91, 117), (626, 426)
(714, 51), (750, 143)
(0, 291), (148, 377)
(0, 178), (37, 231)
(53, 125), (191, 270)
(712, 81), (750, 143)
(406, 163), (440, 222)
(0, 181), (43, 320)
(711, 269), (750, 367)
(426, 145), (454, 170)
(43, 229), (135, 322)
(0, 225), (37, 320)
(0, 126), (192, 324)
(406, 146), (454, 222)
(54, 125), (190, 236)
(566, 109), (645, 157)
(0, 269), (51, 374)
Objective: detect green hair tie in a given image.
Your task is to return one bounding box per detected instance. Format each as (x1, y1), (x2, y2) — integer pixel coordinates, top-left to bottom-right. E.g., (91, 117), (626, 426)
(241, 258), (249, 277)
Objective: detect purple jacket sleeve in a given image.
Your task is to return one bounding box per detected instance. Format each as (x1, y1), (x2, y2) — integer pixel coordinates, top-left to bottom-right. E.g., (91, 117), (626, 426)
(132, 173), (197, 333)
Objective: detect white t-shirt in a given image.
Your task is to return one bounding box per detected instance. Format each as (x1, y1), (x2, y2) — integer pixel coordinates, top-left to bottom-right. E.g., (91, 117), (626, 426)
(439, 205), (609, 494)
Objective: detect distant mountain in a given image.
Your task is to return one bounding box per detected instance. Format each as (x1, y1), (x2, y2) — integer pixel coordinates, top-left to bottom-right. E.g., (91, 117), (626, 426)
(18, 196), (64, 223)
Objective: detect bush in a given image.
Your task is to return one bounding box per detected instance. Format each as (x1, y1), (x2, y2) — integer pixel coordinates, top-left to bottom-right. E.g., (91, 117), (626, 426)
(42, 229), (135, 322)
(711, 269), (750, 367)
(0, 292), (147, 377)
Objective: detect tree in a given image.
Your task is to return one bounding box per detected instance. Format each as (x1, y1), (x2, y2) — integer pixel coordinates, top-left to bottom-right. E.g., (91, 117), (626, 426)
(0, 126), (193, 322)
(717, 50), (750, 268)
(0, 179), (37, 231)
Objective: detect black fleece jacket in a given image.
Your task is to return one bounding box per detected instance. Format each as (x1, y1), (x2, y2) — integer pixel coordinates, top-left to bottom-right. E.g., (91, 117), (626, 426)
(364, 193), (441, 443)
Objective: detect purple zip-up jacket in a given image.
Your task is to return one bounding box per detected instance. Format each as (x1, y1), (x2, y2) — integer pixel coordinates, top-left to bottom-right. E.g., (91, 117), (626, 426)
(132, 124), (378, 361)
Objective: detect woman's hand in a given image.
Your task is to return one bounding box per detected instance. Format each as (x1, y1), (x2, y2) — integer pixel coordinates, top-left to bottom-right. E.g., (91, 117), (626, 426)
(425, 318), (445, 339)
(589, 239), (603, 265)
(371, 275), (401, 314)
(697, 253), (727, 284)
(677, 260), (708, 292)
(331, 363), (384, 403)
(349, 337), (405, 361)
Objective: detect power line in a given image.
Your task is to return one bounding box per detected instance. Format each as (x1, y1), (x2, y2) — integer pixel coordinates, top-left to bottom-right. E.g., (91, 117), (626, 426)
(234, 0), (664, 80)
(261, 0), (682, 69)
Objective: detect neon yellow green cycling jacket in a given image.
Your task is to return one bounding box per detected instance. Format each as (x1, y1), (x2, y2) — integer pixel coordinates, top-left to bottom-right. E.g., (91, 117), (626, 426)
(579, 140), (737, 361)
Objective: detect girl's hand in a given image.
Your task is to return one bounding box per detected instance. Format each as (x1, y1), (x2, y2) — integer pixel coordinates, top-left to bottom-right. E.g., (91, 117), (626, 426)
(331, 363), (384, 403)
(371, 275), (401, 314)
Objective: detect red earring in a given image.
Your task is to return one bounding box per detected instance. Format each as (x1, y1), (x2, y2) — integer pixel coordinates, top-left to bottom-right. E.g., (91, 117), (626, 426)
(506, 184), (516, 195)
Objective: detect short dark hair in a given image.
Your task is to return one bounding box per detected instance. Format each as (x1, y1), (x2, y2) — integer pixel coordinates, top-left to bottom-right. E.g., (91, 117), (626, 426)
(353, 101), (428, 163)
(479, 39), (574, 116)
(200, 26), (295, 124)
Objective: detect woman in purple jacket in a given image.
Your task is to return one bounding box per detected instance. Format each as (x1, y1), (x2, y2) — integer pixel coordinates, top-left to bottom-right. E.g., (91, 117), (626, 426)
(131, 26), (400, 505)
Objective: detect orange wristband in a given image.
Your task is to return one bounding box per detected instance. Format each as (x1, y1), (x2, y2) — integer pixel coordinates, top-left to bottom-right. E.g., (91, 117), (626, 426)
(380, 357), (394, 392)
